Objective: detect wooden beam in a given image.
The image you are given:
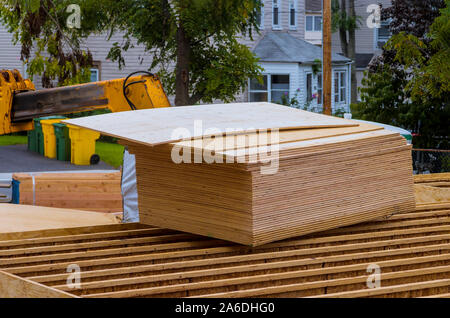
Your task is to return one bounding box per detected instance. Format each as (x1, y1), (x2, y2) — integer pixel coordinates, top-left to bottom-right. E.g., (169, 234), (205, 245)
(0, 270), (76, 298)
(323, 0), (332, 115)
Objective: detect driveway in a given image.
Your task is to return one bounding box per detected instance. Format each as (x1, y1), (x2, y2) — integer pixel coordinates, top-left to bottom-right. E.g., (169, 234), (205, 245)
(0, 144), (116, 173)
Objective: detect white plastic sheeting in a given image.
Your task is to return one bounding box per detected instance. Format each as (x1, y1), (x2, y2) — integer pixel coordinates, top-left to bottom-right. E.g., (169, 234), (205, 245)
(121, 149), (139, 222)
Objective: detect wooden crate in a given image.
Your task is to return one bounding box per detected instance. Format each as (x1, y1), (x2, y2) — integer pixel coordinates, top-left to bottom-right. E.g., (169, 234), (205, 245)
(0, 200), (449, 298)
(12, 172), (123, 213)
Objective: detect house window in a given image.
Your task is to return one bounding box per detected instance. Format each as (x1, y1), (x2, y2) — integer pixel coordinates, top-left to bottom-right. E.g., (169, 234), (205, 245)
(249, 76), (268, 102)
(90, 68), (99, 82)
(317, 73), (322, 105)
(376, 20), (391, 49)
(306, 73), (313, 102)
(272, 0), (281, 29)
(306, 15), (322, 31)
(249, 74), (290, 103)
(334, 71), (347, 103)
(90, 61), (101, 82)
(255, 3), (264, 29)
(271, 75), (289, 102)
(289, 0), (297, 29)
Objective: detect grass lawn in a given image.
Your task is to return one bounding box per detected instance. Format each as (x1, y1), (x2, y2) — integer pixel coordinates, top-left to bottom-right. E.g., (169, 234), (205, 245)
(96, 141), (124, 168)
(0, 135), (28, 146)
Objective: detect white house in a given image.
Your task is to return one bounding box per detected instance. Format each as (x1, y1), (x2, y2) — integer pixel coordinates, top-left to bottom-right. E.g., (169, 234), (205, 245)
(248, 32), (352, 113)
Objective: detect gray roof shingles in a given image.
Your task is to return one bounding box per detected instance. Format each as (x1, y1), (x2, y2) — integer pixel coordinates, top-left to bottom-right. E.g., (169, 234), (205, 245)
(253, 32), (352, 64)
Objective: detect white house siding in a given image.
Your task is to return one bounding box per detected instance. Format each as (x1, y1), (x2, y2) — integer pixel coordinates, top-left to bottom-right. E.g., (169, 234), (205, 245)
(82, 33), (155, 82)
(0, 24), (25, 74)
(239, 0), (306, 47)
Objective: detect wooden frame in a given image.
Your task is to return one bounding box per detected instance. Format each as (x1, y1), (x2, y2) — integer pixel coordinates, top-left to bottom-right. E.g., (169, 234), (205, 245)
(0, 198), (448, 298)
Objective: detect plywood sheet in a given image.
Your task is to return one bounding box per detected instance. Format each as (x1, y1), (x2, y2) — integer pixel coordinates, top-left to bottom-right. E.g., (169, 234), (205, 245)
(173, 121), (383, 153)
(415, 184), (450, 204)
(0, 204), (120, 234)
(63, 103), (357, 146)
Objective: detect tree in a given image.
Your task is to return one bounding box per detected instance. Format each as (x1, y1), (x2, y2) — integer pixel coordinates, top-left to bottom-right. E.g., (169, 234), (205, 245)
(0, 0), (99, 87)
(0, 0), (263, 105)
(353, 0), (448, 149)
(332, 0), (359, 104)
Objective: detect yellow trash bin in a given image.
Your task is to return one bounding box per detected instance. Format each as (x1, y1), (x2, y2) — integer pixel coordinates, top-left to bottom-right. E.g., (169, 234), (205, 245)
(41, 119), (67, 159)
(66, 124), (100, 165)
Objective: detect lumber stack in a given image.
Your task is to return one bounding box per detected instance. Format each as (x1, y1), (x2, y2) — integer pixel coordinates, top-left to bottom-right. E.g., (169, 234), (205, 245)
(12, 172), (123, 213)
(125, 128), (415, 246)
(64, 102), (416, 246)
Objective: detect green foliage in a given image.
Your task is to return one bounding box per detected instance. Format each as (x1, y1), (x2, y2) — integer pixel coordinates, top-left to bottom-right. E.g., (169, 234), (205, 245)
(385, 2), (450, 101)
(311, 59), (322, 75)
(0, 0), (263, 103)
(331, 0), (361, 33)
(352, 66), (410, 125)
(0, 0), (97, 87)
(103, 0), (263, 104)
(356, 0), (449, 149)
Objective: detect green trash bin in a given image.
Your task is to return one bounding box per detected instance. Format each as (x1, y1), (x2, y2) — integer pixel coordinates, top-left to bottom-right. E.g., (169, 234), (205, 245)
(33, 116), (65, 156)
(53, 123), (71, 161)
(27, 129), (38, 152)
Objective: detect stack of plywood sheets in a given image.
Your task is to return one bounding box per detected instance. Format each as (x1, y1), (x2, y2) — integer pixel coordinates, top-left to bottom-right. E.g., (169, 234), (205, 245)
(13, 172), (123, 213)
(64, 102), (415, 246)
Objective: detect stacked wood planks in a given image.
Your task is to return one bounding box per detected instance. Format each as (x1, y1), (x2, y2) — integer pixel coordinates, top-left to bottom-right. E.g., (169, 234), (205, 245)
(64, 103), (416, 246)
(13, 172), (122, 213)
(0, 200), (449, 298)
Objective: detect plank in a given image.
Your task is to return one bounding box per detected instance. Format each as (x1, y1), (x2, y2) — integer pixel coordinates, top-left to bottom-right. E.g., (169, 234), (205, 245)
(0, 204), (120, 234)
(0, 270), (76, 298)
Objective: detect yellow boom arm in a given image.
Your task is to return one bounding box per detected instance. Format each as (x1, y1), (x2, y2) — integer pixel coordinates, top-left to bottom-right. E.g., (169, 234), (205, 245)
(0, 69), (170, 135)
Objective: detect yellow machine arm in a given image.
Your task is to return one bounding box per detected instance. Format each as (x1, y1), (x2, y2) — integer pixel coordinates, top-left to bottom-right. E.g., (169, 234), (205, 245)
(0, 69), (170, 135)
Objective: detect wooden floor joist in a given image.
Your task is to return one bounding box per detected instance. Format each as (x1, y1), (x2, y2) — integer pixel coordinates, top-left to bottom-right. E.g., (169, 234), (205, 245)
(0, 199), (449, 298)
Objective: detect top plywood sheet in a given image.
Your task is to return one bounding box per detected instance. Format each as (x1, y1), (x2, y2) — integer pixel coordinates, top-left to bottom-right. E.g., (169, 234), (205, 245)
(63, 102), (357, 146)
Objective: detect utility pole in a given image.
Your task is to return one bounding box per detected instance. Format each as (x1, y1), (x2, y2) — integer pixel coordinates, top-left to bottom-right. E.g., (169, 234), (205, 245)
(322, 0), (332, 115)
